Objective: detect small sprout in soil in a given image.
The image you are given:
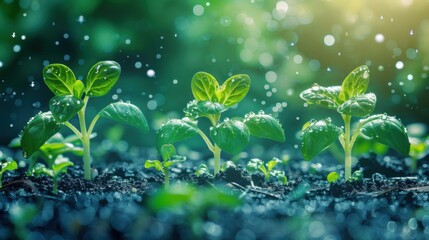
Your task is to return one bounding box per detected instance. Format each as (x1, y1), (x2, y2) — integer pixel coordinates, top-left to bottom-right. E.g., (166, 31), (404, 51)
(10, 133), (83, 176)
(30, 155), (74, 194)
(300, 65), (410, 179)
(20, 61), (149, 180)
(195, 164), (211, 177)
(0, 158), (18, 188)
(157, 72), (285, 175)
(408, 137), (429, 172)
(347, 170), (364, 182)
(246, 157), (288, 185)
(145, 144), (186, 189)
(221, 160), (236, 172)
(407, 123), (429, 172)
(327, 171), (340, 183)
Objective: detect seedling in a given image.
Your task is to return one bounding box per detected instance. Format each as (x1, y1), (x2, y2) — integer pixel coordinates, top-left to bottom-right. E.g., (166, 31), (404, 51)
(300, 65), (410, 179)
(145, 144), (186, 188)
(157, 72), (285, 175)
(0, 159), (18, 188)
(195, 164), (211, 177)
(10, 133), (84, 175)
(407, 123), (429, 172)
(409, 137), (429, 172)
(246, 157), (288, 184)
(348, 170), (363, 182)
(31, 155), (74, 194)
(20, 61), (149, 180)
(327, 171), (340, 183)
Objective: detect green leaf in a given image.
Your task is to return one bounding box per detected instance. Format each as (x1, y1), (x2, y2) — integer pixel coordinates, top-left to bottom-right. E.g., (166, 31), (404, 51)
(360, 114), (410, 155)
(160, 144), (176, 162)
(339, 65), (370, 101)
(348, 170), (363, 182)
(145, 160), (164, 173)
(99, 101), (149, 132)
(337, 93), (376, 117)
(43, 64), (76, 96)
(218, 74), (251, 107)
(246, 158), (263, 173)
(52, 156), (74, 176)
(49, 95), (84, 122)
(156, 118), (199, 150)
(21, 112), (62, 159)
(244, 112), (285, 142)
(191, 72), (219, 102)
(31, 163), (54, 178)
(85, 61), (121, 97)
(195, 164), (211, 177)
(196, 101), (228, 115)
(0, 160), (18, 174)
(301, 119), (342, 160)
(267, 157), (282, 172)
(164, 156), (186, 168)
(327, 172), (340, 183)
(221, 161), (236, 171)
(271, 170), (288, 185)
(300, 84), (341, 109)
(73, 80), (85, 98)
(211, 120), (250, 154)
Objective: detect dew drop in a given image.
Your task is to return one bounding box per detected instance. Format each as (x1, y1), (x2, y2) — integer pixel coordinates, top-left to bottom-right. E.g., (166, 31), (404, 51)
(395, 61), (404, 70)
(323, 35), (335, 46)
(147, 69), (155, 77)
(374, 33), (384, 43)
(193, 4), (204, 16)
(135, 61), (142, 69)
(13, 45), (21, 52)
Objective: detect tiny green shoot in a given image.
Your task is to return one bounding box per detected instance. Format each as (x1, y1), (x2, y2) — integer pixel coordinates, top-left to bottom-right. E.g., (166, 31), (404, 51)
(0, 159), (18, 188)
(10, 133), (83, 176)
(300, 65), (410, 179)
(195, 164), (212, 177)
(30, 155), (74, 194)
(157, 72), (285, 175)
(21, 61), (149, 180)
(246, 157), (288, 185)
(407, 123), (429, 172)
(145, 144), (186, 189)
(327, 171), (340, 183)
(347, 170), (363, 182)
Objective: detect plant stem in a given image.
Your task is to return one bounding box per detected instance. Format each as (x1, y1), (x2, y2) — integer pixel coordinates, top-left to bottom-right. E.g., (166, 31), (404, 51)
(78, 96), (92, 180)
(342, 114), (352, 179)
(213, 144), (221, 175)
(53, 177), (58, 195)
(164, 170), (170, 189)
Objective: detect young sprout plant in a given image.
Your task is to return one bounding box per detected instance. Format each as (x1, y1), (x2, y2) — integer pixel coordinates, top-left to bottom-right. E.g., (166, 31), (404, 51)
(156, 72), (285, 175)
(20, 61), (149, 180)
(0, 159), (18, 188)
(145, 144), (186, 189)
(31, 155), (74, 194)
(10, 133), (84, 176)
(300, 65), (410, 179)
(246, 158), (288, 185)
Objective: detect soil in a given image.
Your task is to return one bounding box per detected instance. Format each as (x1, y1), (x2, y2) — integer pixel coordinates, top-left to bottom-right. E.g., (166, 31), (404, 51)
(1, 152), (429, 240)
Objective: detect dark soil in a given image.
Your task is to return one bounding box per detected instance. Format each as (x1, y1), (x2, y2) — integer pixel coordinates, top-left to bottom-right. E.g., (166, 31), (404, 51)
(1, 153), (429, 240)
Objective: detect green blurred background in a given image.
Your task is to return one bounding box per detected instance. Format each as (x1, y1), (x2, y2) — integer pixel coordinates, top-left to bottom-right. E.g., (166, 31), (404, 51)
(1, 0), (428, 157)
